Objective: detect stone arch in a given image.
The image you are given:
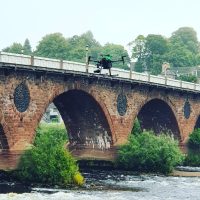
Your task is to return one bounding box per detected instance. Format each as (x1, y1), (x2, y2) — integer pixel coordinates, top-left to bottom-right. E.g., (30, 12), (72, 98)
(135, 98), (181, 139)
(53, 89), (113, 150)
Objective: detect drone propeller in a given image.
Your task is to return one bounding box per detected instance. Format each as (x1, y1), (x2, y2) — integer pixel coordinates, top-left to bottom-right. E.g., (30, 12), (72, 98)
(111, 55), (126, 64)
(88, 56), (99, 64)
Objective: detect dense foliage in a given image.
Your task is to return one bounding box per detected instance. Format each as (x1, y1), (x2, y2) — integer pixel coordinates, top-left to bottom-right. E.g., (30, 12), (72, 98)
(187, 128), (200, 149)
(184, 129), (200, 166)
(178, 74), (198, 83)
(3, 42), (24, 54)
(131, 117), (142, 135)
(117, 131), (183, 174)
(131, 27), (200, 75)
(2, 27), (200, 75)
(184, 150), (200, 167)
(15, 123), (84, 186)
(3, 39), (32, 55)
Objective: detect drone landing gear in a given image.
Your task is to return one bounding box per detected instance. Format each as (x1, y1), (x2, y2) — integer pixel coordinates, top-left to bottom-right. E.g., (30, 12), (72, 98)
(94, 67), (118, 77)
(94, 69), (101, 73)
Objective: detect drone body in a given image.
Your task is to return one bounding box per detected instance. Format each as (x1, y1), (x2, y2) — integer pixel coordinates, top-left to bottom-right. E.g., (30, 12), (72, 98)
(88, 54), (126, 76)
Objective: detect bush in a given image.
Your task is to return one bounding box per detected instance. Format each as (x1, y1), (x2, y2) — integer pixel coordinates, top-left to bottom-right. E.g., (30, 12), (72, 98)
(183, 129), (200, 166)
(187, 128), (200, 149)
(117, 131), (183, 174)
(178, 74), (198, 83)
(131, 118), (142, 135)
(15, 123), (84, 186)
(184, 150), (200, 166)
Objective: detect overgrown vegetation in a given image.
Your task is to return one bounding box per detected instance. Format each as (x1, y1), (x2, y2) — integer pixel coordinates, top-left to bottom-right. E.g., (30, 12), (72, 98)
(178, 74), (198, 83)
(15, 123), (84, 187)
(184, 150), (200, 166)
(184, 128), (200, 166)
(117, 131), (183, 174)
(131, 117), (142, 135)
(187, 128), (200, 149)
(3, 26), (200, 74)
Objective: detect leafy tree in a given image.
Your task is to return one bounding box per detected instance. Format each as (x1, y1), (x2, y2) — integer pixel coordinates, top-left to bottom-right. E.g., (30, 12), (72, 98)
(170, 27), (199, 54)
(35, 33), (68, 60)
(23, 39), (32, 55)
(131, 35), (146, 72)
(145, 34), (168, 75)
(2, 42), (23, 54)
(66, 31), (101, 63)
(131, 34), (168, 74)
(166, 44), (197, 68)
(131, 27), (200, 74)
(166, 27), (200, 68)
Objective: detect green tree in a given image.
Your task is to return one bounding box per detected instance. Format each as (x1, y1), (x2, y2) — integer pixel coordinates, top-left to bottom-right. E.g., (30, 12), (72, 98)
(66, 31), (101, 62)
(166, 27), (200, 68)
(3, 42), (23, 54)
(35, 33), (68, 59)
(170, 27), (199, 54)
(145, 34), (169, 75)
(23, 39), (32, 55)
(131, 34), (168, 74)
(166, 44), (196, 68)
(130, 35), (146, 72)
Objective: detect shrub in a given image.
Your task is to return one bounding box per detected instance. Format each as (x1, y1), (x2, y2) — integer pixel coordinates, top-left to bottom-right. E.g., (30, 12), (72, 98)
(178, 74), (198, 83)
(184, 150), (200, 166)
(15, 123), (84, 186)
(187, 128), (200, 149)
(131, 118), (142, 135)
(117, 131), (183, 174)
(73, 172), (85, 186)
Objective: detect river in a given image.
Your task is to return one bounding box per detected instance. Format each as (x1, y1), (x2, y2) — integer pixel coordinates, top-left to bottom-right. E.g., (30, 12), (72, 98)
(0, 169), (200, 200)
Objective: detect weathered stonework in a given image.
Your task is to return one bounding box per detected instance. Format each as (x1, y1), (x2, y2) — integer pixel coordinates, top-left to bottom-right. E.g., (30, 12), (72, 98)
(0, 68), (200, 169)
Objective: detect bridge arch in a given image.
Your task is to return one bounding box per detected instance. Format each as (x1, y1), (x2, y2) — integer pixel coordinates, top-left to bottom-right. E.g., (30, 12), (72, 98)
(53, 89), (113, 149)
(133, 98), (181, 139)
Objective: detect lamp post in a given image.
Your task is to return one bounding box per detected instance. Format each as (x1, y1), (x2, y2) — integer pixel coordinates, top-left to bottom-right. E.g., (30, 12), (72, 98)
(85, 45), (89, 73)
(127, 42), (133, 79)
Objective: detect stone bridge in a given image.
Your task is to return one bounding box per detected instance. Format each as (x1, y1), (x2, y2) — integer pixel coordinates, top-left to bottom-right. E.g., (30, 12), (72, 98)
(0, 52), (200, 170)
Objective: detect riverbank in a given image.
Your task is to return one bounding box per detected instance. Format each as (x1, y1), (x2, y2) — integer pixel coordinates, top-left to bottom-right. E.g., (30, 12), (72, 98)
(172, 170), (200, 177)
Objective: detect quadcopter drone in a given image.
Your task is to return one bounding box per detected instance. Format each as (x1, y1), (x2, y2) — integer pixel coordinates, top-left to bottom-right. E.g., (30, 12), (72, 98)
(88, 54), (126, 76)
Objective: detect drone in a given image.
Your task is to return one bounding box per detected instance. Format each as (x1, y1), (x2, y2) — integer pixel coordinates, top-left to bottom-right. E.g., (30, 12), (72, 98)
(88, 54), (126, 76)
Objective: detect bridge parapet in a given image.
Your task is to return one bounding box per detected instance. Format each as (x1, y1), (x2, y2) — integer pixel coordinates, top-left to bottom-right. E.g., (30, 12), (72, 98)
(0, 51), (200, 93)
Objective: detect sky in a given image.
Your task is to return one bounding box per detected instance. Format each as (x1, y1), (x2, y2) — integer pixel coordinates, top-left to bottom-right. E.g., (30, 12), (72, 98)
(1, 0), (200, 51)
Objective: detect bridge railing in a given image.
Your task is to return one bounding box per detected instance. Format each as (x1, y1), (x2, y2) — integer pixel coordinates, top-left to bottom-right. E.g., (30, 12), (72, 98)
(0, 51), (200, 92)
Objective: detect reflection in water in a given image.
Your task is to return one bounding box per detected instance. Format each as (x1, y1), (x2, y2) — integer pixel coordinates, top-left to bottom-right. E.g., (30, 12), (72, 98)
(1, 170), (200, 200)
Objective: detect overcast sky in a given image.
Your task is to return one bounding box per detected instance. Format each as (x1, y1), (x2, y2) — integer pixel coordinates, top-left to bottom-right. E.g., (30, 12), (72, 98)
(1, 0), (200, 50)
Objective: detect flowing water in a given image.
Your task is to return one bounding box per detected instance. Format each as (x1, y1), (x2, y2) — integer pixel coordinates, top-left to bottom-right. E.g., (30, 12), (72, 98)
(0, 169), (200, 200)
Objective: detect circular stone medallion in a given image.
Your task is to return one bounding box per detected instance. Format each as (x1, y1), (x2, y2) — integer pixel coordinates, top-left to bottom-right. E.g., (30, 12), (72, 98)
(183, 100), (191, 119)
(117, 93), (127, 116)
(14, 83), (30, 112)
